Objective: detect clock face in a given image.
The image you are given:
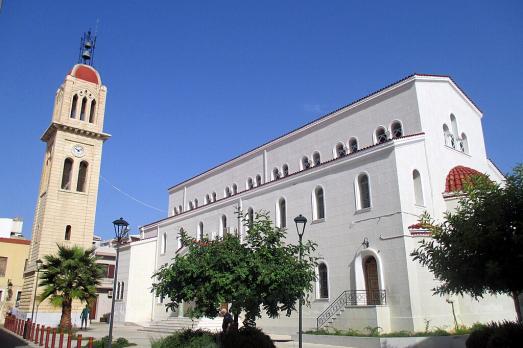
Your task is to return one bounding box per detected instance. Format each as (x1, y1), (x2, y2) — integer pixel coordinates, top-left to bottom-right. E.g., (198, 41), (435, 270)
(72, 144), (85, 158)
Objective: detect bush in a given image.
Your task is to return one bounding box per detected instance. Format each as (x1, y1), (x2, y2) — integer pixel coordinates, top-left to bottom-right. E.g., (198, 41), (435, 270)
(466, 321), (523, 348)
(152, 330), (217, 348)
(88, 336), (136, 348)
(219, 327), (275, 348)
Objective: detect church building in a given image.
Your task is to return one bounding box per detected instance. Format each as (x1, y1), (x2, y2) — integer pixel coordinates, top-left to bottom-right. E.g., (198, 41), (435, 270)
(118, 74), (514, 333)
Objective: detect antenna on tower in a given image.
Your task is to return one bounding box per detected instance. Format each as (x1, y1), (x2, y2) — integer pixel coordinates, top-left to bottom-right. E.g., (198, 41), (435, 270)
(78, 30), (97, 66)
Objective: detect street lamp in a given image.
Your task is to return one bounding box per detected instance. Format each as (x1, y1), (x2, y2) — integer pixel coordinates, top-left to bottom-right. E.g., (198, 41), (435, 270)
(294, 214), (307, 348)
(108, 217), (129, 348)
(30, 259), (43, 322)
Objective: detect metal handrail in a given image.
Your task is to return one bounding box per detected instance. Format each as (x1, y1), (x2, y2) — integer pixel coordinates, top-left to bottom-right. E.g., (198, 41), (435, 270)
(316, 290), (387, 330)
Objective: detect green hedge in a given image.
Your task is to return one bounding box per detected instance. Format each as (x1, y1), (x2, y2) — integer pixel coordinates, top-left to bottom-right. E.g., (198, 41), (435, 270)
(152, 328), (275, 348)
(466, 321), (523, 348)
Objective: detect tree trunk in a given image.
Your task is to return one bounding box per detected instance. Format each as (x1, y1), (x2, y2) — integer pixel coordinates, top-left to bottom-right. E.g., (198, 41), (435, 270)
(512, 291), (522, 323)
(60, 299), (72, 329)
(230, 312), (239, 332)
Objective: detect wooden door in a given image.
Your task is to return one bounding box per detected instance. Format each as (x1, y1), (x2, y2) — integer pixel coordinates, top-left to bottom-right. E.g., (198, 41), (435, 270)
(89, 296), (97, 320)
(364, 257), (380, 305)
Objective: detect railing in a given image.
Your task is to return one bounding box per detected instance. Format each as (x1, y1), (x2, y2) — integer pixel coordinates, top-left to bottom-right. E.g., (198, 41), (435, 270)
(4, 316), (94, 348)
(316, 290), (387, 330)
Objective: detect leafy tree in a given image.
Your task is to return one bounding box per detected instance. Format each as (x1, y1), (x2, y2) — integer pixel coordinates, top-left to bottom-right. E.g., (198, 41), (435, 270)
(39, 245), (104, 329)
(411, 164), (523, 322)
(152, 211), (318, 328)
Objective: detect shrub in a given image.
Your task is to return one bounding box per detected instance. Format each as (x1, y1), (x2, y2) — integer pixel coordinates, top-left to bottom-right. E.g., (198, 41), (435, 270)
(219, 327), (275, 348)
(466, 321), (523, 348)
(88, 336), (136, 348)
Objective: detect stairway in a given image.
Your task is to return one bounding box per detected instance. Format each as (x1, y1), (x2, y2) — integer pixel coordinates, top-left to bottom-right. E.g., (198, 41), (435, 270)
(139, 316), (223, 333)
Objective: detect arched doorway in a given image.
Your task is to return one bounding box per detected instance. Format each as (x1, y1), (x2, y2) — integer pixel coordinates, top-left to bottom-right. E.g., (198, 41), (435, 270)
(364, 256), (380, 305)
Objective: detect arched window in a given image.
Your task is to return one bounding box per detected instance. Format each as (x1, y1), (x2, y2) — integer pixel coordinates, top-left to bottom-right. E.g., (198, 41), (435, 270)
(220, 215), (227, 236)
(318, 263), (329, 299)
(443, 124), (453, 147)
(80, 97), (87, 121)
(89, 99), (96, 123)
(76, 161), (88, 192)
(313, 186), (325, 220)
(255, 175), (262, 187)
(335, 143), (346, 158)
(161, 233), (167, 254)
(188, 201), (194, 210)
(205, 194), (211, 204)
(375, 127), (387, 144)
(450, 114), (459, 138)
(277, 198), (286, 228)
(178, 205), (183, 213)
(225, 186), (231, 197)
(247, 178), (254, 189)
(349, 137), (358, 153)
(61, 158), (73, 190)
(312, 152), (321, 166)
(116, 282), (120, 300)
(357, 173), (371, 209)
(198, 222), (204, 240)
(413, 170), (424, 206)
(177, 231), (182, 250)
(391, 121), (403, 138)
(247, 208), (254, 230)
(460, 133), (469, 153)
(232, 184), (238, 195)
(301, 156), (311, 170)
(194, 199), (198, 208)
(282, 164), (289, 177)
(173, 207), (178, 216)
(272, 168), (280, 181)
(120, 282), (125, 300)
(212, 192), (217, 202)
(70, 95), (78, 118)
(64, 225), (71, 241)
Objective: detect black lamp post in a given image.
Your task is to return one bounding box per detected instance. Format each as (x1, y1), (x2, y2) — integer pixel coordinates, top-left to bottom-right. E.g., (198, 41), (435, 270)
(294, 214), (307, 348)
(108, 217), (129, 348)
(30, 259), (43, 322)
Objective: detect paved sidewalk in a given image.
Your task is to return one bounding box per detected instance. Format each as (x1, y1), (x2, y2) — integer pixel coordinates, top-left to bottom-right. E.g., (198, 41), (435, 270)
(77, 323), (350, 348)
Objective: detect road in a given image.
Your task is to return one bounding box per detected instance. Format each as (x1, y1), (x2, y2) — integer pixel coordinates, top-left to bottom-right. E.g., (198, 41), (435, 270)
(0, 328), (30, 348)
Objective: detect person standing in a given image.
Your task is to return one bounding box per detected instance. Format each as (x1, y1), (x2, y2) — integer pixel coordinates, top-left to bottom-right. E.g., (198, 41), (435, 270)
(80, 305), (90, 329)
(221, 308), (233, 332)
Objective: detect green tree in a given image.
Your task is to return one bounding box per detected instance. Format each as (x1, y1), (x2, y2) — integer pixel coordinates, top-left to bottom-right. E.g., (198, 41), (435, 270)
(411, 164), (523, 322)
(152, 211), (317, 328)
(39, 245), (104, 329)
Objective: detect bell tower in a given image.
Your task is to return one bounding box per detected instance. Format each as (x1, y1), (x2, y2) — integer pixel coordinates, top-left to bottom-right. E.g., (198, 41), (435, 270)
(20, 31), (110, 323)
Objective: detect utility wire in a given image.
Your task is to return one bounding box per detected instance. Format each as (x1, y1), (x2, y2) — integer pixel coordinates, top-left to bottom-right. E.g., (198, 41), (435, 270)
(100, 175), (165, 213)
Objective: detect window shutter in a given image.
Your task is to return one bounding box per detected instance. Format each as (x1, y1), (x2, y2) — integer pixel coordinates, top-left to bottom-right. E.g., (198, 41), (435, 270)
(107, 264), (115, 278)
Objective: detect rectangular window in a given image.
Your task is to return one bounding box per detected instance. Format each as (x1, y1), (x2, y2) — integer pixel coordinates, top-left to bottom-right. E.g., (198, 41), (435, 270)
(0, 257), (7, 277)
(15, 291), (22, 307)
(107, 264), (115, 278)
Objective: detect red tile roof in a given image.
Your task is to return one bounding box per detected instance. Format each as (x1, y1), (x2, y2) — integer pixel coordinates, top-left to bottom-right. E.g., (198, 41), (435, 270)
(444, 166), (483, 193)
(69, 64), (100, 85)
(0, 237), (31, 245)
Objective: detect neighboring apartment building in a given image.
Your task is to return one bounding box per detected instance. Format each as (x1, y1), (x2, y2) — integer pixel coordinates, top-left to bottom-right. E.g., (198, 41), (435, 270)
(0, 219), (30, 323)
(91, 235), (140, 323)
(118, 74), (514, 333)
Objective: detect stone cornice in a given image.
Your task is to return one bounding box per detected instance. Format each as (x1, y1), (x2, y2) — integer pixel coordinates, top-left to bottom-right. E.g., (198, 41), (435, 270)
(41, 122), (111, 142)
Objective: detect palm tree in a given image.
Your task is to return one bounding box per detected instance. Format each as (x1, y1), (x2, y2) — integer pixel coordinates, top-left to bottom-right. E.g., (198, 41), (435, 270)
(39, 245), (104, 329)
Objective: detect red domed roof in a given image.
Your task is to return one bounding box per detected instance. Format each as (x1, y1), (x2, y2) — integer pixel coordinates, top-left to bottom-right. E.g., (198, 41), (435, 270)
(68, 64), (100, 85)
(445, 166), (483, 193)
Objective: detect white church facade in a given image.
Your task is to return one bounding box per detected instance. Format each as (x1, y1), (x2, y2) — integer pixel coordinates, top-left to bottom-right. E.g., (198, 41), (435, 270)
(116, 74), (514, 333)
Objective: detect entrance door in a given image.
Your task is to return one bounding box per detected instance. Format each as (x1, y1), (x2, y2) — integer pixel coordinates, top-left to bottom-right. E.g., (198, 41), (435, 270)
(89, 296), (97, 320)
(364, 256), (380, 305)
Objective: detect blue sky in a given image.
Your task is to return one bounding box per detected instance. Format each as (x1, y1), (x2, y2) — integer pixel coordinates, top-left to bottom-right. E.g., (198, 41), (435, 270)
(0, 1), (522, 240)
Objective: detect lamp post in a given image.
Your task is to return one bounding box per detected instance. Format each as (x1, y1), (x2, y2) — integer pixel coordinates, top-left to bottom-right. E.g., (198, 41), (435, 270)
(108, 217), (129, 348)
(294, 214), (307, 348)
(30, 259), (43, 322)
